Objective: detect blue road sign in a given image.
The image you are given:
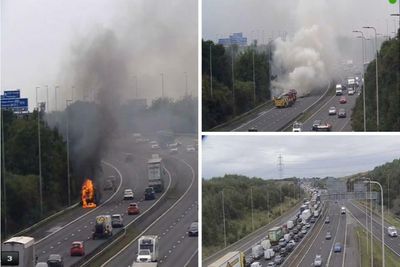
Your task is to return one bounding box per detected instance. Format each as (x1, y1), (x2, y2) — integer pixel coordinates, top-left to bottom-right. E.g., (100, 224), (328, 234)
(2, 90), (20, 99)
(1, 98), (28, 111)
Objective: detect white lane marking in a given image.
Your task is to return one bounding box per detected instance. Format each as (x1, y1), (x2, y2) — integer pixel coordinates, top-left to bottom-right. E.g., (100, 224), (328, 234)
(100, 157), (196, 267)
(232, 106), (275, 131)
(34, 160), (123, 245)
(183, 249), (198, 267)
(303, 95), (336, 125)
(342, 213), (348, 267)
(327, 209), (343, 266)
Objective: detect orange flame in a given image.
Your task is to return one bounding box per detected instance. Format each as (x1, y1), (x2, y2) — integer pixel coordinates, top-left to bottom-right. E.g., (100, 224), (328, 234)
(81, 178), (97, 208)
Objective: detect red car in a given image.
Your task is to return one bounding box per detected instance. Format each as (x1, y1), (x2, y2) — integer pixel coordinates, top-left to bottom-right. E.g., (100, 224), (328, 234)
(70, 241), (85, 256)
(127, 203), (140, 215)
(339, 96), (347, 104)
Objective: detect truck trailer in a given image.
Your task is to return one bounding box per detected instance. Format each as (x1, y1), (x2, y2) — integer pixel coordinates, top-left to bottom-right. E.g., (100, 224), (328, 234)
(147, 155), (165, 193)
(208, 251), (245, 267)
(137, 235), (159, 262)
(92, 215), (113, 239)
(267, 226), (283, 245)
(1, 236), (35, 267)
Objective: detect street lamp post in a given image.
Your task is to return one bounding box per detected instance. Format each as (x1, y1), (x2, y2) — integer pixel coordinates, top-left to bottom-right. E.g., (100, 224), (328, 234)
(36, 86), (43, 217)
(1, 98), (7, 236)
(364, 177), (373, 267)
(353, 30), (366, 131)
(364, 180), (385, 267)
(252, 49), (256, 106)
(46, 85), (49, 112)
(251, 187), (254, 232)
(221, 190), (227, 248)
(363, 26), (379, 131)
(184, 72), (188, 96)
(160, 73), (165, 98)
(66, 99), (72, 206)
(210, 43), (213, 98)
(54, 86), (59, 111)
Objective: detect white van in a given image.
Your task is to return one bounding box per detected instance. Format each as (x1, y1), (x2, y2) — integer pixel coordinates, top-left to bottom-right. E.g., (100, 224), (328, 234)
(261, 239), (271, 250)
(335, 84), (343, 95)
(388, 226), (398, 237)
(264, 248), (275, 260)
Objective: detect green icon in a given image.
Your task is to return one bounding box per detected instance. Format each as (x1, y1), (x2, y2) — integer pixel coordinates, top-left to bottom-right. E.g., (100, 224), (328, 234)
(389, 0), (397, 4)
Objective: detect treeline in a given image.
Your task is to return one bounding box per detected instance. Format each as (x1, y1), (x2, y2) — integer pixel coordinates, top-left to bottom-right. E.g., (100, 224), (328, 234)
(202, 40), (271, 130)
(346, 158), (400, 217)
(203, 174), (301, 252)
(1, 110), (70, 237)
(352, 30), (400, 131)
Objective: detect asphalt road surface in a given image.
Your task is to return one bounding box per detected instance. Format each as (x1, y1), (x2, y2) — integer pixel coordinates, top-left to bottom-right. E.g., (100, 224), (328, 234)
(345, 201), (400, 258)
(102, 136), (198, 267)
(302, 90), (359, 132)
(29, 135), (197, 267)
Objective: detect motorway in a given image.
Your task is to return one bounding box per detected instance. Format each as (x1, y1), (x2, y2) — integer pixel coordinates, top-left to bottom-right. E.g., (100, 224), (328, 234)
(345, 200), (400, 258)
(301, 90), (359, 132)
(29, 135), (197, 267)
(202, 202), (303, 266)
(232, 94), (322, 131)
(102, 136), (198, 267)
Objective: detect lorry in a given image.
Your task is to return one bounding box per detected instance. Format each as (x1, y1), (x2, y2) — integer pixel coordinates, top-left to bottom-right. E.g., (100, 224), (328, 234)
(335, 84), (343, 95)
(267, 226), (283, 245)
(147, 155), (165, 193)
(137, 235), (159, 262)
(1, 236), (35, 267)
(261, 239), (271, 250)
(92, 215), (113, 239)
(251, 245), (263, 260)
(208, 251), (245, 267)
(300, 209), (312, 224)
(273, 89), (297, 108)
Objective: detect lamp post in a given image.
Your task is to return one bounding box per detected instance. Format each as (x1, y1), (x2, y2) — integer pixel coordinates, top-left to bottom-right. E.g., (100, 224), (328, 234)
(160, 73), (165, 98)
(251, 187), (254, 232)
(252, 49), (256, 106)
(1, 95), (7, 236)
(184, 72), (188, 96)
(66, 99), (72, 206)
(54, 86), (59, 111)
(364, 177), (373, 267)
(353, 30), (366, 131)
(209, 43), (213, 98)
(363, 26), (379, 131)
(36, 86), (43, 217)
(221, 190), (227, 247)
(364, 180), (385, 267)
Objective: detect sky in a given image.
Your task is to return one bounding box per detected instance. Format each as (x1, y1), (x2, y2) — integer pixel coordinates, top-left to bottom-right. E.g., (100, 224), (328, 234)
(202, 135), (400, 179)
(203, 0), (399, 43)
(1, 0), (197, 111)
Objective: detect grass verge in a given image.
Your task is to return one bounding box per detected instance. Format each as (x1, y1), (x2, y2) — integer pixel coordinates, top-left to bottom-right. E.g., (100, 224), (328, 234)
(355, 226), (399, 267)
(357, 201), (400, 229)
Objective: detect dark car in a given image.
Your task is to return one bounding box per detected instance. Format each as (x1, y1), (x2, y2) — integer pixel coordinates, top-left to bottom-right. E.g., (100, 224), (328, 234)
(293, 228), (299, 234)
(312, 120), (322, 131)
(310, 217), (316, 223)
(188, 222), (198, 236)
(298, 231), (304, 238)
(338, 108), (346, 118)
(144, 187), (156, 200)
(286, 242), (295, 252)
(70, 241), (85, 256)
(274, 255), (283, 265)
(279, 247), (287, 257)
(244, 255), (254, 267)
(293, 234), (300, 242)
(278, 238), (287, 248)
(334, 242), (342, 252)
(248, 127), (258, 132)
(47, 254), (63, 267)
(272, 244), (281, 252)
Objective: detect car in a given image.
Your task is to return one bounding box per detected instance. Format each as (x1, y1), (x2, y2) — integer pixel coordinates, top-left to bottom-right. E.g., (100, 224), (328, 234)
(339, 96), (347, 104)
(250, 262), (262, 267)
(186, 145), (196, 152)
(388, 226), (398, 237)
(274, 255), (283, 265)
(301, 229), (307, 235)
(151, 144), (160, 149)
(286, 242), (295, 252)
(334, 242), (342, 252)
(293, 234), (300, 242)
(314, 254), (323, 266)
(278, 238), (287, 247)
(47, 254), (63, 267)
(310, 217), (316, 223)
(288, 240), (296, 246)
(341, 207), (346, 214)
(248, 127), (258, 132)
(144, 187), (156, 200)
(127, 203), (140, 215)
(188, 222), (198, 236)
(111, 214), (123, 227)
(338, 108), (346, 118)
(70, 241), (85, 256)
(36, 263), (49, 267)
(348, 88), (355, 95)
(325, 231), (332, 240)
(279, 247), (287, 257)
(292, 121), (303, 132)
(169, 147), (178, 154)
(298, 231), (304, 238)
(328, 106), (337, 115)
(312, 120), (332, 131)
(267, 262), (277, 267)
(325, 216), (330, 223)
(245, 255), (255, 267)
(272, 244), (281, 252)
(123, 189), (134, 200)
(167, 142), (179, 148)
(305, 223), (311, 229)
(293, 228), (299, 234)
